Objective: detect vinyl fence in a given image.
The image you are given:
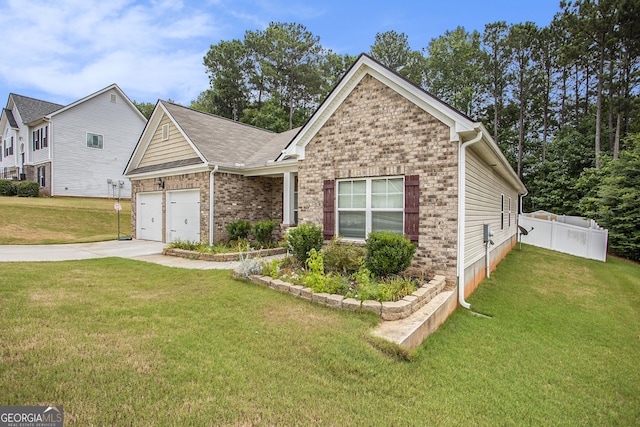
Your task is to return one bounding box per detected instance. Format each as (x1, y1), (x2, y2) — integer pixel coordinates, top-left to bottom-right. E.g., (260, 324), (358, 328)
(518, 214), (608, 262)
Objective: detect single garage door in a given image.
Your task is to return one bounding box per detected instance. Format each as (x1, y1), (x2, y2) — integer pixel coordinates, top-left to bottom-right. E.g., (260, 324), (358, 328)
(137, 192), (163, 241)
(167, 189), (201, 243)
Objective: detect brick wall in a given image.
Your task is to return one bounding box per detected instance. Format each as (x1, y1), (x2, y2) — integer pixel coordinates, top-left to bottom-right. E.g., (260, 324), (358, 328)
(213, 173), (283, 242)
(298, 74), (459, 282)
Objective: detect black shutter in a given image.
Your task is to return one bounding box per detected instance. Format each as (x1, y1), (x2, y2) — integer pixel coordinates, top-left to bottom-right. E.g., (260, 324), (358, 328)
(323, 179), (335, 240)
(404, 175), (419, 243)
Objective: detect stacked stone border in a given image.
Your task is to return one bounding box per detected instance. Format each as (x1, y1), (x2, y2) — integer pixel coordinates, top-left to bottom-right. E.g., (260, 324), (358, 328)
(163, 247), (286, 262)
(235, 271), (446, 321)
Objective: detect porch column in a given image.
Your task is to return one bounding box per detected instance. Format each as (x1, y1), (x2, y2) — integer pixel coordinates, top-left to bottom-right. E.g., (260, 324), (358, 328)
(283, 171), (295, 225)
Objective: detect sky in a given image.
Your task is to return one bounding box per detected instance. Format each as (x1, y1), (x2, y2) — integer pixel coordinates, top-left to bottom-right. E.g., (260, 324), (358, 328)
(0, 0), (562, 108)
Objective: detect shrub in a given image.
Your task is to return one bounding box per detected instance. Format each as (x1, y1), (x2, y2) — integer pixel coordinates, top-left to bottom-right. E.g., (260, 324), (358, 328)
(168, 240), (203, 251)
(226, 220), (251, 241)
(285, 223), (323, 264)
(324, 237), (366, 274)
(252, 220), (276, 247)
(0, 179), (17, 196)
(365, 231), (416, 278)
(16, 181), (40, 197)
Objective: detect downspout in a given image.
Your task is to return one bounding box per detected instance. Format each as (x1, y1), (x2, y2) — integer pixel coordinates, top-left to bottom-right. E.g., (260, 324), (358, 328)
(209, 165), (218, 246)
(457, 130), (483, 310)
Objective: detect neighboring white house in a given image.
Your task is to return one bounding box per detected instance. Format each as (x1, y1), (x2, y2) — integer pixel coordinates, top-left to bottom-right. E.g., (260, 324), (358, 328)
(0, 84), (147, 197)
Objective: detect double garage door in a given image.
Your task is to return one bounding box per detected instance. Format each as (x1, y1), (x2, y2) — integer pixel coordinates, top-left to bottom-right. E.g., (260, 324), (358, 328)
(136, 190), (201, 243)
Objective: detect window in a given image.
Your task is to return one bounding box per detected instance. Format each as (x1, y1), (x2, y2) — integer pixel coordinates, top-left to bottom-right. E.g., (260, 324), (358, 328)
(86, 132), (103, 149)
(6, 137), (13, 156)
(162, 124), (169, 141)
(37, 166), (46, 187)
(508, 197), (512, 227)
(337, 177), (403, 239)
(500, 194), (505, 230)
(42, 126), (48, 148)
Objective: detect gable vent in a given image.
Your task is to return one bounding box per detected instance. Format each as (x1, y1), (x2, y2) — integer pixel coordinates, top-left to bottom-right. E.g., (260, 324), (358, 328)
(110, 93), (117, 103)
(162, 124), (169, 141)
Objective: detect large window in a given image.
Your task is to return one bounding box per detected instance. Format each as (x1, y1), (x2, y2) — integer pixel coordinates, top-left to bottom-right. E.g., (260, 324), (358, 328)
(337, 177), (403, 239)
(86, 132), (103, 149)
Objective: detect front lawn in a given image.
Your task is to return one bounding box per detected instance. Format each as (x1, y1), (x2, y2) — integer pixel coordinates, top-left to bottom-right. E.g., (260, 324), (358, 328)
(0, 197), (130, 244)
(1, 246), (638, 425)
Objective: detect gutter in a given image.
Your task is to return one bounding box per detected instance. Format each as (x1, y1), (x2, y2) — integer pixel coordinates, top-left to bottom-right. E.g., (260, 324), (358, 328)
(457, 129), (483, 310)
(209, 165), (218, 245)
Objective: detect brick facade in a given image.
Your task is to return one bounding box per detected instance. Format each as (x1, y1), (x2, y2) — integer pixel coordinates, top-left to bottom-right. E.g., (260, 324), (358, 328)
(298, 74), (459, 282)
(213, 173), (283, 242)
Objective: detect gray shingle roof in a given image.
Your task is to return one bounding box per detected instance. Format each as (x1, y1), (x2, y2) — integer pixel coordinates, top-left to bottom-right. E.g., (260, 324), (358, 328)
(3, 108), (18, 128)
(10, 94), (63, 124)
(161, 101), (296, 167)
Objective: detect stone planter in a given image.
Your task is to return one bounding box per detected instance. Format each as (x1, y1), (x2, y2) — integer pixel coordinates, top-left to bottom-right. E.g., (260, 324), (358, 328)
(235, 269), (446, 320)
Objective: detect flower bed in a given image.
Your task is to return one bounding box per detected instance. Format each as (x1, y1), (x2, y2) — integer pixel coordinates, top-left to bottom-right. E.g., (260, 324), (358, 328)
(163, 246), (286, 262)
(236, 271), (446, 320)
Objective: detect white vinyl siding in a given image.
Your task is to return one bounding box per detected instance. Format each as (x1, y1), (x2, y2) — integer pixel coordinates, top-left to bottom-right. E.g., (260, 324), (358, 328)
(138, 115), (197, 168)
(465, 147), (519, 266)
(51, 89), (146, 197)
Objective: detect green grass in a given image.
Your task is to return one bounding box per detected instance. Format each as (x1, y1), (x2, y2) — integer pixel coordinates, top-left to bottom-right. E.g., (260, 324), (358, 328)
(0, 245), (638, 425)
(0, 197), (131, 244)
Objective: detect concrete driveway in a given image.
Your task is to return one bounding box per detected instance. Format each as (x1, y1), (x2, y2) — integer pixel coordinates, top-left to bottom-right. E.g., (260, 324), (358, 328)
(0, 240), (242, 269)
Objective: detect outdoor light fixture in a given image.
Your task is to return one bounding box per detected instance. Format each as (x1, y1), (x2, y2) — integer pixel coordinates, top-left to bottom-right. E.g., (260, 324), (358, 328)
(157, 177), (165, 189)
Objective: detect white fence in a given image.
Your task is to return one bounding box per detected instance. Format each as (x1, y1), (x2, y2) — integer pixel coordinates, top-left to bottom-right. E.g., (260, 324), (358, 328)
(518, 214), (608, 262)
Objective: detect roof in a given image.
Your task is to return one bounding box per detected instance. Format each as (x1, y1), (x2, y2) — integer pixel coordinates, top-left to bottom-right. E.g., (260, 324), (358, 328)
(2, 108), (18, 128)
(9, 94), (63, 124)
(160, 101), (295, 167)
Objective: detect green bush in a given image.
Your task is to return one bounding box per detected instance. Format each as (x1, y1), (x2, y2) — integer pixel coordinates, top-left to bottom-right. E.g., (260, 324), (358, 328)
(365, 231), (416, 278)
(324, 237), (366, 274)
(226, 220), (252, 242)
(16, 181), (39, 197)
(0, 179), (16, 196)
(252, 220), (276, 247)
(285, 223), (323, 265)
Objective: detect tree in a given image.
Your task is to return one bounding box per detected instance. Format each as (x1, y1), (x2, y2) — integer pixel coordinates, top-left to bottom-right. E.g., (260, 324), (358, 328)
(507, 22), (542, 178)
(203, 39), (251, 120)
(319, 52), (357, 95)
(424, 26), (488, 118)
(132, 101), (155, 119)
(246, 22), (324, 129)
(482, 21), (512, 145)
(369, 30), (425, 86)
(581, 133), (640, 261)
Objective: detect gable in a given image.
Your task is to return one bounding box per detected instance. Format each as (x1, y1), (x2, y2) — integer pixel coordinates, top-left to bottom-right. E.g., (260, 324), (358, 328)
(138, 113), (200, 168)
(304, 74), (451, 171)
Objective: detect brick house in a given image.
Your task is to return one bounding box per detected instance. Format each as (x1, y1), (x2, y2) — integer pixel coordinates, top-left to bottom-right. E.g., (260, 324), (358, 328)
(124, 54), (526, 302)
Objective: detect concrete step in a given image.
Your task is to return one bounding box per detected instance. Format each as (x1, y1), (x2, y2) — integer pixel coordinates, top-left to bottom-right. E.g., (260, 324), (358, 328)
(372, 290), (457, 350)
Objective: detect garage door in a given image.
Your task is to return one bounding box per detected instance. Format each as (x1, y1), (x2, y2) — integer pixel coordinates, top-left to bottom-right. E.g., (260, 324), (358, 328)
(137, 192), (163, 241)
(167, 189), (200, 243)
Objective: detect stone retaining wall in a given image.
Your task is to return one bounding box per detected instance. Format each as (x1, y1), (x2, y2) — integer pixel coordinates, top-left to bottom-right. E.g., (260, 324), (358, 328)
(163, 247), (286, 262)
(237, 271), (446, 320)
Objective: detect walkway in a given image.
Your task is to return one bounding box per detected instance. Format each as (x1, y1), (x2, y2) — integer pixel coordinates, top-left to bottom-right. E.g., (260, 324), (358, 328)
(0, 239), (245, 269)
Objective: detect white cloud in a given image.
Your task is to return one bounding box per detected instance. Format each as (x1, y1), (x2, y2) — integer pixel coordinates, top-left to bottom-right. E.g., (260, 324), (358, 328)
(0, 0), (217, 104)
